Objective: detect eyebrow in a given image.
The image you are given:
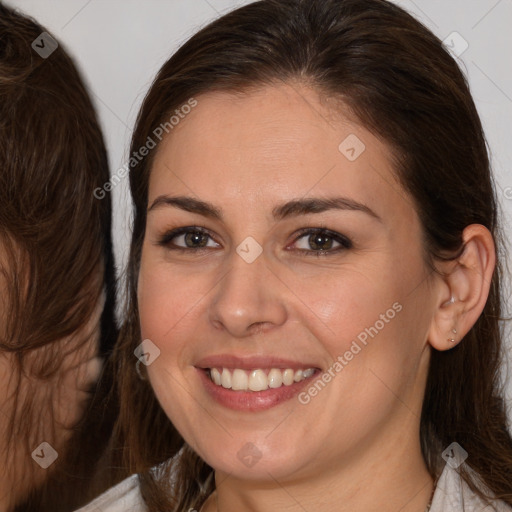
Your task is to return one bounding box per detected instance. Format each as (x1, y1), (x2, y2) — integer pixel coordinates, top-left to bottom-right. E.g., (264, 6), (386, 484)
(147, 195), (382, 222)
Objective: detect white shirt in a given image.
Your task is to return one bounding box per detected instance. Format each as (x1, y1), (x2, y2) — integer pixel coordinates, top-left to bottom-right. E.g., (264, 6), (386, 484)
(75, 462), (512, 512)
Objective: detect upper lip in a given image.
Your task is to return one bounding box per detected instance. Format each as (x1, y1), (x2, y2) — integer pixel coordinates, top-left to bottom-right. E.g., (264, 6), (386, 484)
(195, 354), (321, 370)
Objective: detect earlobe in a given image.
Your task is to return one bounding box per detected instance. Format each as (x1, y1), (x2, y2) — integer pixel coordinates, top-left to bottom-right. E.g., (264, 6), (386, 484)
(427, 224), (496, 351)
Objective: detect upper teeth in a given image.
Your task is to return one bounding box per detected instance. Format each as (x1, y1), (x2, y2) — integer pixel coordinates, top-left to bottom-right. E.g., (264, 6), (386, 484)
(209, 367), (315, 391)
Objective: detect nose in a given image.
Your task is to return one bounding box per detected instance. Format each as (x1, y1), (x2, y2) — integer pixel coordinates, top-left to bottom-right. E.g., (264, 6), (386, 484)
(208, 245), (287, 338)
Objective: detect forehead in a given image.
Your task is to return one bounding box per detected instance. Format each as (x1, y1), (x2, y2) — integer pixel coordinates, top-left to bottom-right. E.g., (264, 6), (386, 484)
(148, 83), (411, 223)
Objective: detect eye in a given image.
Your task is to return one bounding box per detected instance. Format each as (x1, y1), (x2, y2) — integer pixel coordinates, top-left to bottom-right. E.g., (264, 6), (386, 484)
(157, 226), (352, 256)
(157, 226), (219, 252)
(290, 228), (352, 256)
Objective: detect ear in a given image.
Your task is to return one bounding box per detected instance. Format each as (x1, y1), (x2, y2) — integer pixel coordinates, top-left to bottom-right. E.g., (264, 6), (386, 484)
(427, 224), (496, 351)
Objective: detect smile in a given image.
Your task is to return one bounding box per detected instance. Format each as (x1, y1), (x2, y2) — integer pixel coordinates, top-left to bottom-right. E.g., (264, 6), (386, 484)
(208, 367), (316, 392)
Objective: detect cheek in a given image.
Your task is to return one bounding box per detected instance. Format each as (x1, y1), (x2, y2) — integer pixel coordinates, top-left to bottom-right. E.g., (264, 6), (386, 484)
(137, 258), (210, 448)
(137, 255), (200, 345)
(281, 260), (407, 358)
(296, 254), (429, 407)
(137, 251), (213, 398)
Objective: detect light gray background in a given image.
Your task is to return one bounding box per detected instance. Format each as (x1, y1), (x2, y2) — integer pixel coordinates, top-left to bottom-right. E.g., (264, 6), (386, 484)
(6, 0), (512, 405)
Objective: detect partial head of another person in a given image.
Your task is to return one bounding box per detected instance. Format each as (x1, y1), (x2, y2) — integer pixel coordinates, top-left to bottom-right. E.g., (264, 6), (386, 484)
(0, 3), (117, 511)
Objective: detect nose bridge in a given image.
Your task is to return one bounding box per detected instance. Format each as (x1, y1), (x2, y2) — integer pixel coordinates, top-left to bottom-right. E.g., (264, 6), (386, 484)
(208, 240), (287, 336)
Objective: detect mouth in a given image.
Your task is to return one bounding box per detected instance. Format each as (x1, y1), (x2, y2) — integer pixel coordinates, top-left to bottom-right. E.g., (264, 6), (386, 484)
(206, 366), (317, 392)
(195, 354), (323, 410)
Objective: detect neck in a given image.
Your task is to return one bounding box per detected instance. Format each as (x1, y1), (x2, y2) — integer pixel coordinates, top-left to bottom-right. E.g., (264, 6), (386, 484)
(203, 412), (434, 512)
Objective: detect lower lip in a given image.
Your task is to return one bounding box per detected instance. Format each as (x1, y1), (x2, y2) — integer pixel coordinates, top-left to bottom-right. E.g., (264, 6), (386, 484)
(197, 368), (319, 411)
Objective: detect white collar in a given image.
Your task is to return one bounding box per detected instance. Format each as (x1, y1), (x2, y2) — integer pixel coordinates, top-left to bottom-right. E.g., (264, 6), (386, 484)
(430, 463), (512, 511)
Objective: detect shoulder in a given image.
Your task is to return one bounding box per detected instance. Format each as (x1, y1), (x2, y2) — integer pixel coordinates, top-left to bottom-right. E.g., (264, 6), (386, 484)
(74, 453), (181, 512)
(73, 474), (146, 512)
(430, 463), (512, 512)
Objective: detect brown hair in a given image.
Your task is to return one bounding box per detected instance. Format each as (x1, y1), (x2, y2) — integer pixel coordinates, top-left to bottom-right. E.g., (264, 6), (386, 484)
(111, 0), (512, 510)
(0, 3), (118, 510)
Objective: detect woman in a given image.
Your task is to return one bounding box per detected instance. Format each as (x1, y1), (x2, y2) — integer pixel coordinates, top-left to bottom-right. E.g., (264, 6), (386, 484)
(79, 0), (512, 510)
(0, 3), (118, 511)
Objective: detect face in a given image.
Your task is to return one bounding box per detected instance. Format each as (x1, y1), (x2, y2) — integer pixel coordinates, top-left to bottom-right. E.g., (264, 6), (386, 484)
(138, 83), (437, 483)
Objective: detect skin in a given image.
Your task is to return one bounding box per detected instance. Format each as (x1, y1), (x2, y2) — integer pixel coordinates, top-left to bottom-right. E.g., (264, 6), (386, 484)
(0, 249), (104, 510)
(138, 82), (495, 512)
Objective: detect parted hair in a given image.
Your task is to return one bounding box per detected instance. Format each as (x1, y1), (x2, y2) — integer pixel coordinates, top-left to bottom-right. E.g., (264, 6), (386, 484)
(111, 0), (512, 510)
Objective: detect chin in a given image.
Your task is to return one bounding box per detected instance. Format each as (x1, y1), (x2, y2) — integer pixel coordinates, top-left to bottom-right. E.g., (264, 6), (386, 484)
(200, 443), (312, 482)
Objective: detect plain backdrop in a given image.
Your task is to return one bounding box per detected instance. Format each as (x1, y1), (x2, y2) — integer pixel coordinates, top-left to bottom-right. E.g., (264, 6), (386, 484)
(6, 0), (512, 407)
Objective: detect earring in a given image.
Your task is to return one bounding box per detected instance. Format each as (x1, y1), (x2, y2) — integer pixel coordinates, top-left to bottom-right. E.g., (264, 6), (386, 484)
(135, 359), (147, 380)
(448, 328), (457, 343)
(443, 295), (456, 307)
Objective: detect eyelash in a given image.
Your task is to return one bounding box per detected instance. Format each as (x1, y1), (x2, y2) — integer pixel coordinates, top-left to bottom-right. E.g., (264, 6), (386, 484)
(157, 225), (353, 257)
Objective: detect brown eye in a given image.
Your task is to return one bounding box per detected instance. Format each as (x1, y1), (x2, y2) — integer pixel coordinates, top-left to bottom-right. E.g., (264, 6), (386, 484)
(292, 228), (352, 255)
(158, 227), (219, 251)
